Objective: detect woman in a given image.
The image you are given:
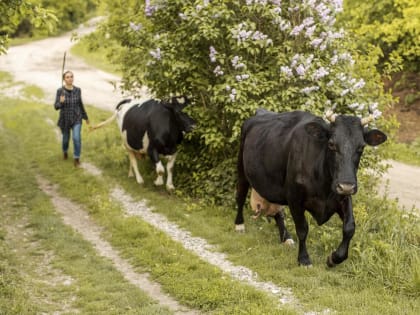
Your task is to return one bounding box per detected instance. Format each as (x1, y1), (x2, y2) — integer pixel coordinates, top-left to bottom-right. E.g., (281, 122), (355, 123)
(54, 70), (89, 167)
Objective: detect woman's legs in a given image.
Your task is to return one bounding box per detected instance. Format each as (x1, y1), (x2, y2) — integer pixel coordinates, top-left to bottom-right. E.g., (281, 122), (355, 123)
(61, 128), (70, 157)
(72, 123), (82, 159)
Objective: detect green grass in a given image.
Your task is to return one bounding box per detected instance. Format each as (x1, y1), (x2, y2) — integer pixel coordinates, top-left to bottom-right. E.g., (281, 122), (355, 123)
(387, 140), (420, 166)
(1, 75), (419, 314)
(71, 36), (122, 77)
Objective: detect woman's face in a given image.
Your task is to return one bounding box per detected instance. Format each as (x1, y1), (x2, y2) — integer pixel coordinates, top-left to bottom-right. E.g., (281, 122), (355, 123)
(63, 72), (74, 86)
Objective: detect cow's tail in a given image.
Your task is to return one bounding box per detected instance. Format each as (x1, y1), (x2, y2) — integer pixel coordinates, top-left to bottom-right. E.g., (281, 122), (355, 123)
(90, 99), (132, 131)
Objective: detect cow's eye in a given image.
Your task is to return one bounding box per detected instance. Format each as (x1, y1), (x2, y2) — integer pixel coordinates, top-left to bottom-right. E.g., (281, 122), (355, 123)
(328, 140), (337, 151)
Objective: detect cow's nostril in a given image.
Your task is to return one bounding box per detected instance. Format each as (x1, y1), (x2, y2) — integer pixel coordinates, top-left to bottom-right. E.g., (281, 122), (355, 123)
(337, 183), (356, 195)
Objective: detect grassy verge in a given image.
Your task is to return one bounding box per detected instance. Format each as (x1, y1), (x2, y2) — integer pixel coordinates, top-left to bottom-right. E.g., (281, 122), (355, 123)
(71, 36), (122, 77)
(1, 75), (419, 314)
(387, 140), (420, 166)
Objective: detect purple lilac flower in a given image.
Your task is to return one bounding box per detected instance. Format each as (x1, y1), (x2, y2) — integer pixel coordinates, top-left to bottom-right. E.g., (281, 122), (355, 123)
(290, 24), (305, 36)
(229, 88), (237, 102)
(179, 13), (187, 20)
(150, 48), (161, 60)
(311, 38), (323, 47)
(301, 86), (319, 95)
(330, 54), (339, 65)
(340, 89), (350, 96)
(313, 66), (329, 80)
(296, 64), (306, 76)
(353, 78), (365, 90)
(305, 25), (316, 38)
(145, 0), (158, 17)
(348, 103), (360, 109)
(129, 22), (142, 32)
(213, 65), (224, 76)
(232, 56), (246, 69)
(280, 65), (293, 77)
(209, 46), (217, 63)
(226, 85), (231, 91)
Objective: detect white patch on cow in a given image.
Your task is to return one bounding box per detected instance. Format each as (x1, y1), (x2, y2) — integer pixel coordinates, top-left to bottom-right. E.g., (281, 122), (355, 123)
(115, 98), (150, 134)
(127, 151), (144, 184)
(154, 161), (165, 186)
(165, 154), (177, 191)
(154, 175), (164, 186)
(156, 161), (165, 175)
(235, 224), (245, 232)
(284, 238), (295, 246)
(141, 132), (149, 154)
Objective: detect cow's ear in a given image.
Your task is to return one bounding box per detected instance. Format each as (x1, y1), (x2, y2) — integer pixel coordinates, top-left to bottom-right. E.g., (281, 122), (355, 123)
(304, 121), (329, 141)
(364, 129), (387, 146)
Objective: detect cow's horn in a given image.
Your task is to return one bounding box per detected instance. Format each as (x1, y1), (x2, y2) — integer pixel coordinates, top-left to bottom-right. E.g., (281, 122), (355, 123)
(361, 114), (374, 126)
(325, 109), (337, 123)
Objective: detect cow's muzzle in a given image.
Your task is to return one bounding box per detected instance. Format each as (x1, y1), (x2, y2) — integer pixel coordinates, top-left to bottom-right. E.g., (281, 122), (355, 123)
(336, 183), (356, 195)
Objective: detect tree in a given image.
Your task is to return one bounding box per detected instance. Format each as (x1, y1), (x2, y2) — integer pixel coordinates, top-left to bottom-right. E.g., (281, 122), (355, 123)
(97, 0), (393, 202)
(340, 0), (420, 74)
(0, 0), (57, 54)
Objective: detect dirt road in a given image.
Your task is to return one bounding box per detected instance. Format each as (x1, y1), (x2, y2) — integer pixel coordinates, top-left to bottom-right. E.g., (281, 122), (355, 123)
(0, 19), (418, 211)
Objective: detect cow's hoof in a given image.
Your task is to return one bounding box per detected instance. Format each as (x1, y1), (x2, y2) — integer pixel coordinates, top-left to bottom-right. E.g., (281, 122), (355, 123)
(136, 178), (144, 185)
(283, 238), (295, 246)
(235, 224), (245, 233)
(327, 254), (336, 268)
(166, 184), (175, 191)
(154, 177), (164, 186)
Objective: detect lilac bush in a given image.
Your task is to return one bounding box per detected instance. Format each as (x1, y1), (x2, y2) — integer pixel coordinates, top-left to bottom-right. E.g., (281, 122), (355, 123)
(101, 0), (393, 200)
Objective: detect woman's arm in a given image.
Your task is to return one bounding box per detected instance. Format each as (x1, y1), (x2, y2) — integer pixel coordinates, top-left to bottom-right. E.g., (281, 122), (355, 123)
(54, 88), (62, 110)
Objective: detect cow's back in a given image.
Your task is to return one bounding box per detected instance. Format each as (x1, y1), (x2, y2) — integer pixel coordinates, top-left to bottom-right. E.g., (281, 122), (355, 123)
(121, 100), (157, 151)
(241, 110), (320, 203)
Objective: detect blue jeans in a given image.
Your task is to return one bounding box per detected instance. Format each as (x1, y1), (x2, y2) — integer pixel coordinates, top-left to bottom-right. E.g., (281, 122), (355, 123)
(62, 123), (82, 158)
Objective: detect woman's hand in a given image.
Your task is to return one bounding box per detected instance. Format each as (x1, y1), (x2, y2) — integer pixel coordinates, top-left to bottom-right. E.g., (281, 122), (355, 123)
(60, 95), (65, 103)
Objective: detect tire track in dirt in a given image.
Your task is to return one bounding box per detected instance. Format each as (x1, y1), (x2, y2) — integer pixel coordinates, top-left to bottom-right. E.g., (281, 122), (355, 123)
(36, 175), (199, 315)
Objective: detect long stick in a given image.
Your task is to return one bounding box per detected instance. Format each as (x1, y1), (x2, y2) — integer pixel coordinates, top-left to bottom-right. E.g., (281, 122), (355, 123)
(61, 51), (67, 96)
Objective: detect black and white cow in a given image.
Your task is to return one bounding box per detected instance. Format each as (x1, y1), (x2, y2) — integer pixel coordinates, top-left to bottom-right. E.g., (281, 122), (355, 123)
(92, 96), (195, 190)
(235, 108), (387, 266)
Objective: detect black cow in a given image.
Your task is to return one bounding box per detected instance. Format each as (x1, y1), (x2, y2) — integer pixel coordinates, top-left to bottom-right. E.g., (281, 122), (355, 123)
(235, 109), (387, 266)
(92, 96), (195, 190)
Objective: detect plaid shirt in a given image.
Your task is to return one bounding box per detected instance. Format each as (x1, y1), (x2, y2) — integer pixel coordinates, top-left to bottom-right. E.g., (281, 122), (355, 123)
(54, 86), (89, 130)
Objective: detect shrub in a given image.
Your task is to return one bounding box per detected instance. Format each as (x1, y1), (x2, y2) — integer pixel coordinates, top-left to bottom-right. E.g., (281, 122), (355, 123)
(97, 0), (394, 203)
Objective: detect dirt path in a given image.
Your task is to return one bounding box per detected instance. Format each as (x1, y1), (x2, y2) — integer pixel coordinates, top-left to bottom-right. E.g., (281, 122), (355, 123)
(36, 175), (198, 315)
(0, 17), (127, 110)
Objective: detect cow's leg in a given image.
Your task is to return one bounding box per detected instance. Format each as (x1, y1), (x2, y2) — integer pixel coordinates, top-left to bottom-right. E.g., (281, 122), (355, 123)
(289, 204), (311, 266)
(274, 210), (294, 245)
(327, 197), (355, 267)
(148, 146), (164, 186)
(165, 153), (177, 191)
(235, 144), (249, 232)
(127, 150), (144, 184)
